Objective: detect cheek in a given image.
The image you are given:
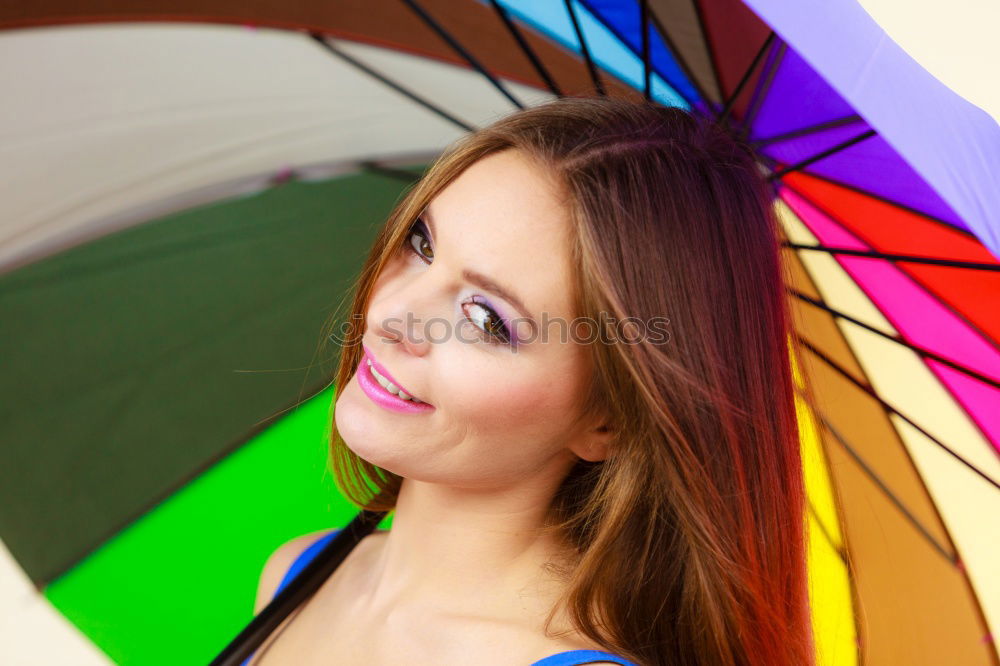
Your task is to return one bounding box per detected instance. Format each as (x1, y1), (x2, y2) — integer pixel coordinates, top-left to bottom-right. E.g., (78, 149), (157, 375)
(444, 357), (582, 442)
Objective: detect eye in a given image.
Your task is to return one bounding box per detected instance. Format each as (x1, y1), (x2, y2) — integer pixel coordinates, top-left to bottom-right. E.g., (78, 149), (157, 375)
(401, 218), (515, 348)
(405, 218), (433, 262)
(463, 297), (513, 346)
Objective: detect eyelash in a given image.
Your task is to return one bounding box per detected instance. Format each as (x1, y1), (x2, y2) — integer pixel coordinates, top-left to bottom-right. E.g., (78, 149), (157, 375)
(402, 217), (513, 347)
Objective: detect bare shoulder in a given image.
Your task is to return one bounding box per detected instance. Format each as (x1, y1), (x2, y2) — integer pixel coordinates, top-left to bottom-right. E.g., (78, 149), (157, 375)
(253, 528), (339, 614)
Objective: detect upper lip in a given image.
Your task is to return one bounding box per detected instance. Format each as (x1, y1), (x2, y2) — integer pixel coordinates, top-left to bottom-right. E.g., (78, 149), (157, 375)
(362, 344), (425, 402)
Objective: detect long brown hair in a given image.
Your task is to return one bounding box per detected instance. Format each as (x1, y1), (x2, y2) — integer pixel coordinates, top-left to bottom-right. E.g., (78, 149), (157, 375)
(325, 96), (814, 665)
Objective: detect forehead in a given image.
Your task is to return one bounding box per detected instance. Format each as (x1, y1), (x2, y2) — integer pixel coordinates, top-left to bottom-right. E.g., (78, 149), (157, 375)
(428, 150), (578, 323)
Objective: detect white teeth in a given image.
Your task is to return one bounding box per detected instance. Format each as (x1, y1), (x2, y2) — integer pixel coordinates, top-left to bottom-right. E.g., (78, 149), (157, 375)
(367, 358), (423, 403)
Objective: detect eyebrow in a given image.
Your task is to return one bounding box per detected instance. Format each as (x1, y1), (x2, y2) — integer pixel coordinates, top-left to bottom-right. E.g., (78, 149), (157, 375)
(422, 208), (536, 324)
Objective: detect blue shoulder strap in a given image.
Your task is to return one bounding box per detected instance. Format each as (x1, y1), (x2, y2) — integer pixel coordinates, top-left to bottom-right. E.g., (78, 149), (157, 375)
(240, 531), (343, 666)
(272, 529), (342, 599)
(531, 649), (639, 665)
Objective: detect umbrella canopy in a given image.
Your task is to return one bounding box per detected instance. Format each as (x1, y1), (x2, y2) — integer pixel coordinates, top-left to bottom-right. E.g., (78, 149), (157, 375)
(0, 1), (997, 664)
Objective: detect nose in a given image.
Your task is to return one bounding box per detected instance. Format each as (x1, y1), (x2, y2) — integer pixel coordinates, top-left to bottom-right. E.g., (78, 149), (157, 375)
(365, 262), (439, 359)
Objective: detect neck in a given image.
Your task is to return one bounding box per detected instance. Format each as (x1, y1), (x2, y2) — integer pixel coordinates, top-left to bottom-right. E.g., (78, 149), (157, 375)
(357, 470), (578, 621)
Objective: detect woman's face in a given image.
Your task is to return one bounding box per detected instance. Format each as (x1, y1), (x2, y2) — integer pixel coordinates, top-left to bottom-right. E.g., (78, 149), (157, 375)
(334, 149), (609, 490)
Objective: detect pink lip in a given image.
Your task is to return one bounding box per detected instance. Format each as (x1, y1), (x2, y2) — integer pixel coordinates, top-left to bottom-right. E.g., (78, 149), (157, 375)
(358, 345), (434, 414)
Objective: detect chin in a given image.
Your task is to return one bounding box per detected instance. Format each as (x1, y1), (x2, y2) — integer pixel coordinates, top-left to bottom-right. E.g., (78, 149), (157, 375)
(333, 377), (408, 473)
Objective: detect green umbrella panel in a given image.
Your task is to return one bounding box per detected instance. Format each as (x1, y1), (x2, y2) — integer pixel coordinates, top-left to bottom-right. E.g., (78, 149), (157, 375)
(0, 167), (416, 665)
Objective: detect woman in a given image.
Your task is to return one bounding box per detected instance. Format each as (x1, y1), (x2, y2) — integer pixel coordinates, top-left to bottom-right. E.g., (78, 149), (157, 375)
(247, 96), (815, 665)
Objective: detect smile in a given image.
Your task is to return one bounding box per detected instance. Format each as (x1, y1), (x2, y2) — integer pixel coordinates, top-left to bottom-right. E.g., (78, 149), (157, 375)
(357, 346), (434, 414)
(366, 357), (423, 402)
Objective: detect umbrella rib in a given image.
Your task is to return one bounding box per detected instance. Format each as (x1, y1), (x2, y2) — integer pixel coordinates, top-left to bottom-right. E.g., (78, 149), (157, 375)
(798, 338), (1000, 493)
(789, 289), (1000, 391)
(719, 32), (774, 125)
(640, 0), (652, 101)
(752, 114), (866, 149)
(779, 180), (1000, 362)
(776, 172), (981, 242)
(643, 9), (718, 109)
(737, 41), (786, 142)
(688, 0), (725, 117)
(487, 0), (564, 97)
(307, 34), (477, 133)
(563, 0), (606, 96)
(809, 404), (959, 563)
(576, 0), (700, 109)
(399, 0), (525, 110)
(359, 161), (425, 184)
(806, 497), (848, 564)
(767, 129), (879, 181)
(783, 242), (1000, 273)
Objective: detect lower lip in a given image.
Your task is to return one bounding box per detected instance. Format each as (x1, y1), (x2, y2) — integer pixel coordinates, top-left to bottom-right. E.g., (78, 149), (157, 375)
(357, 351), (434, 414)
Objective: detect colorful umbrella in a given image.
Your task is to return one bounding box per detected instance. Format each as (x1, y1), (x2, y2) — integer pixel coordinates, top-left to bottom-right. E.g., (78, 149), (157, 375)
(1, 1), (997, 664)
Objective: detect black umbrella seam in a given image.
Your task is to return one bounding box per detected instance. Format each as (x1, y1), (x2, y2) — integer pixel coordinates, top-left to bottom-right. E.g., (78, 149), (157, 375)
(487, 0), (564, 98)
(799, 338), (1000, 494)
(805, 496), (847, 564)
(563, 0), (606, 96)
(808, 403), (958, 564)
(575, 0), (700, 109)
(639, 0), (651, 101)
(770, 155), (977, 240)
(780, 179), (1000, 362)
(719, 32), (775, 126)
(784, 243), (1000, 273)
(767, 128), (879, 181)
(308, 33), (478, 133)
(805, 397), (1000, 661)
(687, 0), (725, 114)
(752, 113), (866, 149)
(645, 2), (720, 109)
(789, 288), (1000, 390)
(400, 0), (526, 110)
(737, 39), (785, 142)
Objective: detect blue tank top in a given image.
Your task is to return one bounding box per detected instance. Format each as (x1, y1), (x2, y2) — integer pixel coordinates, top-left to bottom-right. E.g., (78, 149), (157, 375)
(243, 530), (638, 665)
